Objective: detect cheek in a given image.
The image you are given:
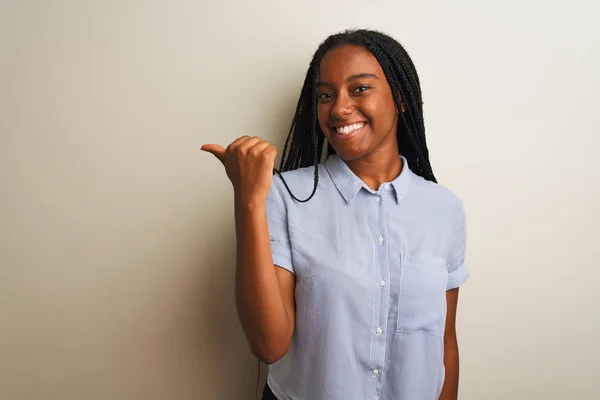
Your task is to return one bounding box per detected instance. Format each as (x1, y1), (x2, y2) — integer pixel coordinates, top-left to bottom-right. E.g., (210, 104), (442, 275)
(361, 105), (381, 126)
(365, 103), (394, 130)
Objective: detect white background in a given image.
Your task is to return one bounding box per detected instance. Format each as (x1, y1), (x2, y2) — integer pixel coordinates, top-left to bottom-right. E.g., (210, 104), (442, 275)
(1, 0), (598, 399)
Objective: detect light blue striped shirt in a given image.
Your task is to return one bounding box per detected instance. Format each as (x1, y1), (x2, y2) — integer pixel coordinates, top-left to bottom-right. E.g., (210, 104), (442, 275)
(266, 154), (469, 400)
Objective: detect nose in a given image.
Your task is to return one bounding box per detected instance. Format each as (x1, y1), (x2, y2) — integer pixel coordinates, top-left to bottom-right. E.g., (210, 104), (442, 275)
(330, 92), (353, 118)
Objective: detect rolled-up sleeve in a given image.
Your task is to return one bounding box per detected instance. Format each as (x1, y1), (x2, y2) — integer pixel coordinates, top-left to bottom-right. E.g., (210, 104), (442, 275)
(446, 205), (469, 290)
(266, 178), (294, 274)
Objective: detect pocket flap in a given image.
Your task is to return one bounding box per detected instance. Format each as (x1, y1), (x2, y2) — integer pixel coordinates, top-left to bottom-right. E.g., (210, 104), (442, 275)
(403, 253), (445, 267)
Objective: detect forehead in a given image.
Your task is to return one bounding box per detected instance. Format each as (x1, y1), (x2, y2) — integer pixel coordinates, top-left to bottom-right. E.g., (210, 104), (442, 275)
(318, 45), (384, 81)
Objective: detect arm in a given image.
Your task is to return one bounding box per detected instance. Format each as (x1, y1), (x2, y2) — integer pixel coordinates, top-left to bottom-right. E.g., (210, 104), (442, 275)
(235, 201), (295, 364)
(439, 288), (460, 400)
(201, 137), (295, 364)
(440, 202), (469, 399)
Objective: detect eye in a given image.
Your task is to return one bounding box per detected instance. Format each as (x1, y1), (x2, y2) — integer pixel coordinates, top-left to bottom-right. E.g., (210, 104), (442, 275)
(354, 85), (370, 93)
(318, 92), (333, 101)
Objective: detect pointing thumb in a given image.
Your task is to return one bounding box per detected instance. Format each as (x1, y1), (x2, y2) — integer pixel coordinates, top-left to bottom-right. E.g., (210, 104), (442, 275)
(200, 144), (226, 165)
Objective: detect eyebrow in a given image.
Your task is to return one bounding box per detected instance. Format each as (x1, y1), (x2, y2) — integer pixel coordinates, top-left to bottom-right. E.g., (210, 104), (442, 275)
(316, 73), (378, 88)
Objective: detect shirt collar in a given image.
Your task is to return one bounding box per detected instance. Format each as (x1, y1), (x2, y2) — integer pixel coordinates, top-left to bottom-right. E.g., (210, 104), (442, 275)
(325, 154), (412, 204)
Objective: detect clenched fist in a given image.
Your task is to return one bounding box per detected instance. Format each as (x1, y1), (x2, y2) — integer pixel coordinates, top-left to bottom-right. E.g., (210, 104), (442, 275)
(201, 136), (277, 205)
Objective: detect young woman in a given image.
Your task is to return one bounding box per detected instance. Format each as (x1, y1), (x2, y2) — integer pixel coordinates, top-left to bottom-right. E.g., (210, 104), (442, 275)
(202, 29), (469, 400)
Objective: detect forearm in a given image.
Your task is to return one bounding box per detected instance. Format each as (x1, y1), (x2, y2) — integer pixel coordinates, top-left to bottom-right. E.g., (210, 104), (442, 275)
(438, 337), (459, 400)
(234, 200), (293, 363)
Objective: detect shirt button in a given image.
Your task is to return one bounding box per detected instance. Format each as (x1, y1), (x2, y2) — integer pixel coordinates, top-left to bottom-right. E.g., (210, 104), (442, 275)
(377, 236), (384, 244)
(376, 327), (382, 335)
(375, 196), (381, 202)
(372, 369), (379, 376)
(379, 280), (385, 287)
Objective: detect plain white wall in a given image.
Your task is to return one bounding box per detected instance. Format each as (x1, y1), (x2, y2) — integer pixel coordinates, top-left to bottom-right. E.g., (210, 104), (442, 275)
(1, 0), (598, 399)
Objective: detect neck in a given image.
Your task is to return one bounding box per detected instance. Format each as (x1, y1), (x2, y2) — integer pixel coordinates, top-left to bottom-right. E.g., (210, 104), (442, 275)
(345, 151), (403, 191)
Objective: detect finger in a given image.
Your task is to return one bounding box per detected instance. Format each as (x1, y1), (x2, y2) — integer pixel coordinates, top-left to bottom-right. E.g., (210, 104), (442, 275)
(200, 144), (226, 164)
(263, 144), (278, 163)
(248, 140), (272, 156)
(228, 135), (250, 147)
(237, 136), (262, 152)
(264, 144), (278, 158)
(226, 135), (252, 153)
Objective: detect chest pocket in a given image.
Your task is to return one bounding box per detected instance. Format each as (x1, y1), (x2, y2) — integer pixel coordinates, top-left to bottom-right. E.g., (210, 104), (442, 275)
(396, 253), (448, 336)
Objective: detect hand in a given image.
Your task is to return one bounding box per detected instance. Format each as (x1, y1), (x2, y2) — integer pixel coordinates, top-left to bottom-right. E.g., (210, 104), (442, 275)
(201, 136), (278, 205)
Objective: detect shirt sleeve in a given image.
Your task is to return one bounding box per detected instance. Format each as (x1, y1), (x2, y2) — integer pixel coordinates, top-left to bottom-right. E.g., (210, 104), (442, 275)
(446, 204), (469, 290)
(266, 177), (294, 274)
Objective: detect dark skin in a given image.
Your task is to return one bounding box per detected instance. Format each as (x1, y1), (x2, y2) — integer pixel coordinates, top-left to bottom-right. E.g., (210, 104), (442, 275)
(441, 288), (461, 400)
(317, 45), (461, 399)
(316, 45), (402, 190)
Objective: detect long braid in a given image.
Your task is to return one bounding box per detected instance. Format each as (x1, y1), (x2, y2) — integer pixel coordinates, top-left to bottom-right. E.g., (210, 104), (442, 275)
(275, 29), (437, 203)
(360, 32), (435, 181)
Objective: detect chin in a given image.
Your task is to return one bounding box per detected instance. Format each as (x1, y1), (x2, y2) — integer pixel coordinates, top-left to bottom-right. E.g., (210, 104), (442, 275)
(331, 146), (368, 161)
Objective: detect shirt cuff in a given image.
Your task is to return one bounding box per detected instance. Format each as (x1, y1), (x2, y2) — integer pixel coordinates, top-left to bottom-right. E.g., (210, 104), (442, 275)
(447, 263), (469, 290)
(270, 241), (294, 274)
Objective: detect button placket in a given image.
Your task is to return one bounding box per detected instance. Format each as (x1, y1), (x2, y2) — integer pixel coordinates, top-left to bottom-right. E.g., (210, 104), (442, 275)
(367, 186), (388, 397)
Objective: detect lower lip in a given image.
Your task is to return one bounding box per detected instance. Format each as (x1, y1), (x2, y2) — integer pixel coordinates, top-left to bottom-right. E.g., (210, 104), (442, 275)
(333, 123), (367, 141)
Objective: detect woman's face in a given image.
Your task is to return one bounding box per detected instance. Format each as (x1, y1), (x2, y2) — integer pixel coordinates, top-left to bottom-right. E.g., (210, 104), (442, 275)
(316, 45), (399, 162)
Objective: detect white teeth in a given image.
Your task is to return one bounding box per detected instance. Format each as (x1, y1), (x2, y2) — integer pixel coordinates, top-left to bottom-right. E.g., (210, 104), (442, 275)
(336, 123), (364, 135)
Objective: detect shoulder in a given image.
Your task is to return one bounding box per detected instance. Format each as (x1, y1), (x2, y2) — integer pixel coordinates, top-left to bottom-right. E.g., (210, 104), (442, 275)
(408, 172), (465, 218)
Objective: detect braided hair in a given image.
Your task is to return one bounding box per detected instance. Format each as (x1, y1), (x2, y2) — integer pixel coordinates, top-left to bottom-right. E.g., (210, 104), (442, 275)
(274, 29), (437, 202)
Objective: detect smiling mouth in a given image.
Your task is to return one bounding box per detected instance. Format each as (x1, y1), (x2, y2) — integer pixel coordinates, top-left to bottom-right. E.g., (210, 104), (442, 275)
(333, 122), (367, 135)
